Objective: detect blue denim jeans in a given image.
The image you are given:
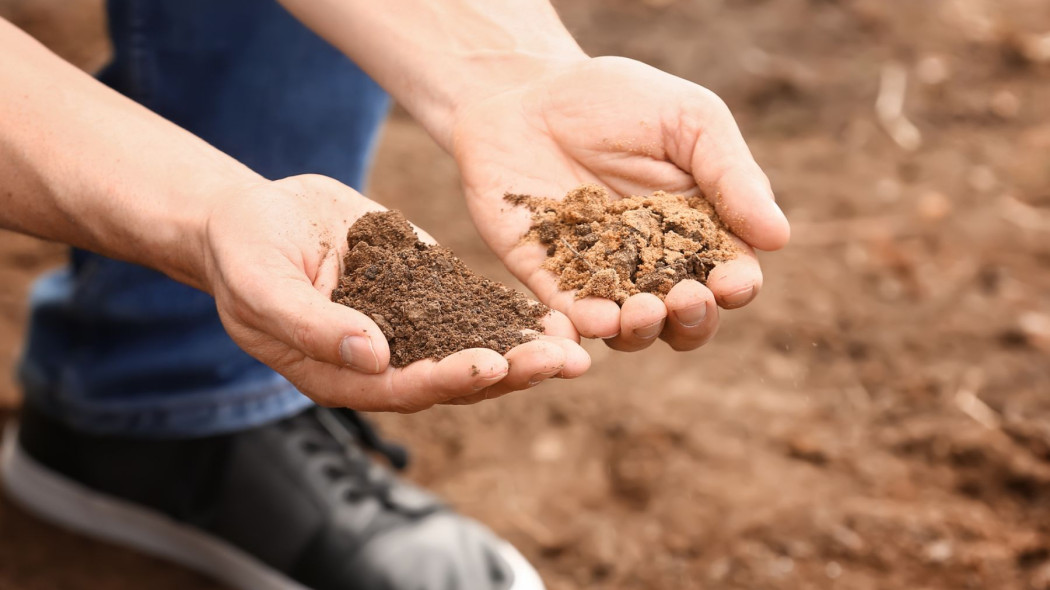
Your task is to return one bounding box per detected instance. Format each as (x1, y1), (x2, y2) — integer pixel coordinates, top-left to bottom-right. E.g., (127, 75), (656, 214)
(18, 0), (390, 438)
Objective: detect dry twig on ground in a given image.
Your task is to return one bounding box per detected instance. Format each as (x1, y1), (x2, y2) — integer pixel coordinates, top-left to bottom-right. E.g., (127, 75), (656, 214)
(876, 62), (922, 151)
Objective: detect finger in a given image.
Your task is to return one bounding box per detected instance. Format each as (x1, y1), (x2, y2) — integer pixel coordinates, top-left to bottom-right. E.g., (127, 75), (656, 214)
(539, 311), (591, 377)
(536, 276), (620, 340)
(705, 238), (764, 309)
(393, 348), (511, 408)
(566, 296), (622, 339)
(605, 292), (667, 352)
(443, 332), (587, 406)
(661, 279), (720, 351)
(464, 338), (567, 403)
(503, 338), (567, 389)
(311, 241), (345, 294)
(540, 334), (591, 379)
(246, 275), (390, 374)
(441, 391), (493, 406)
(540, 308), (581, 343)
(672, 89), (790, 251)
(511, 247), (622, 340)
(292, 348), (509, 412)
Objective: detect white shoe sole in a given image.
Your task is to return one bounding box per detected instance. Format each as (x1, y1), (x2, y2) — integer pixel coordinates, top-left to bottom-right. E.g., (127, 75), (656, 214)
(1, 422), (543, 590)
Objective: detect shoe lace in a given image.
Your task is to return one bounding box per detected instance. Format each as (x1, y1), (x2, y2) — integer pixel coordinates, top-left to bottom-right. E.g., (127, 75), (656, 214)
(296, 408), (415, 507)
(333, 409), (410, 470)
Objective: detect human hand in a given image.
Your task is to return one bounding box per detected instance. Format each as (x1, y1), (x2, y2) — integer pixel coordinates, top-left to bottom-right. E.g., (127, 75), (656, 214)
(452, 56), (790, 352)
(200, 175), (589, 412)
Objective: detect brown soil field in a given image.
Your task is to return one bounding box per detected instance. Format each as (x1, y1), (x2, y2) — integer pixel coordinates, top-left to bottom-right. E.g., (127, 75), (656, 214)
(3, 0), (1050, 588)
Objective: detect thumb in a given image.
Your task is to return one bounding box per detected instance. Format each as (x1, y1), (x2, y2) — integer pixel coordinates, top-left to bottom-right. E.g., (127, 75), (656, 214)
(672, 87), (791, 251)
(251, 275), (391, 374)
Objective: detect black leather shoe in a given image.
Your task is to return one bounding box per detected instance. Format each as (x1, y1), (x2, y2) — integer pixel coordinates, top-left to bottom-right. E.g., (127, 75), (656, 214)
(1, 404), (542, 590)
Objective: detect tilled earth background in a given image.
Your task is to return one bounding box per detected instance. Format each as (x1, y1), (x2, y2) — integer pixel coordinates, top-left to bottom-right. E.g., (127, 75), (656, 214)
(3, 0), (1050, 588)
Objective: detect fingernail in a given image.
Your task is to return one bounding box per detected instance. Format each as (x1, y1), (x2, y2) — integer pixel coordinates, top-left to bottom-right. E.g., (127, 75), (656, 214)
(528, 368), (562, 387)
(673, 303), (708, 328)
(633, 320), (663, 340)
(722, 286), (755, 309)
(341, 335), (379, 373)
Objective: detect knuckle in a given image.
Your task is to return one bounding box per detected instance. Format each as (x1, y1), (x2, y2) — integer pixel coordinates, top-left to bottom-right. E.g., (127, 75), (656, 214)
(290, 317), (319, 355)
(383, 373), (431, 414)
(391, 396), (429, 414)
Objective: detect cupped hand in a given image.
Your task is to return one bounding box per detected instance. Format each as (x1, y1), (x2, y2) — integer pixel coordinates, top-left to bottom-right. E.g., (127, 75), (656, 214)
(201, 175), (589, 412)
(452, 56), (790, 352)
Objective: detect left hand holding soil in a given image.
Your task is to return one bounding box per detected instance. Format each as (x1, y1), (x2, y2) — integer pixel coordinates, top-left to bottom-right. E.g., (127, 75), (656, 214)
(203, 175), (589, 412)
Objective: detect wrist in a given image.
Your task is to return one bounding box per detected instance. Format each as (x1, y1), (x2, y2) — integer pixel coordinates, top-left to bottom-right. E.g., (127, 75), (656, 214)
(161, 168), (264, 294)
(277, 0), (589, 151)
(416, 49), (589, 153)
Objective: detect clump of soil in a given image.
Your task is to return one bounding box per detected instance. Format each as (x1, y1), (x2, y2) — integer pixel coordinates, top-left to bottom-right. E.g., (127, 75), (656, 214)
(331, 211), (548, 367)
(506, 184), (740, 304)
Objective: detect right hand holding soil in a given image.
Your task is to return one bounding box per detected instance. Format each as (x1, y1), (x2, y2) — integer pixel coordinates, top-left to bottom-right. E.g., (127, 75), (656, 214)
(451, 57), (791, 353)
(201, 175), (589, 412)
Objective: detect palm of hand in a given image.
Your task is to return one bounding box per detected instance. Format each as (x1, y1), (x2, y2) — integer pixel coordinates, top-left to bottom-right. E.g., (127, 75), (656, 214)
(204, 175), (588, 412)
(453, 57), (790, 352)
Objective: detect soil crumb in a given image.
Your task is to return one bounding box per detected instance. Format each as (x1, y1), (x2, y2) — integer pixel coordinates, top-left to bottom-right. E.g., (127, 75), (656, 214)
(332, 211), (548, 367)
(506, 184), (739, 304)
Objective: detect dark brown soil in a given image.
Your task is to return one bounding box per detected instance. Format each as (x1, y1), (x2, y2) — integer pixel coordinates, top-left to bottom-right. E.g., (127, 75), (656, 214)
(331, 211), (548, 367)
(507, 184), (739, 304)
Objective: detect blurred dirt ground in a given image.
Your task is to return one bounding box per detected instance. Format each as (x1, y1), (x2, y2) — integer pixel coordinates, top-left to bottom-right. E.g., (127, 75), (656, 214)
(3, 0), (1050, 588)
